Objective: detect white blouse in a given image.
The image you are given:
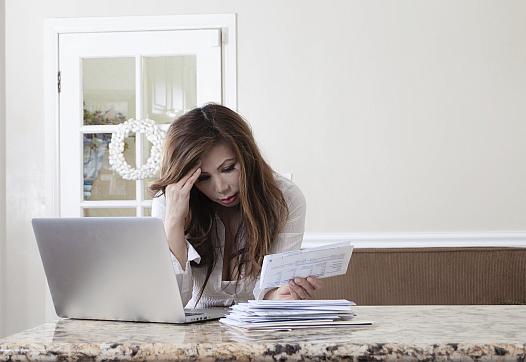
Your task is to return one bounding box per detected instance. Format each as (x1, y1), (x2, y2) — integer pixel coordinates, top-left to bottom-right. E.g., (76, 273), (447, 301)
(151, 172), (307, 308)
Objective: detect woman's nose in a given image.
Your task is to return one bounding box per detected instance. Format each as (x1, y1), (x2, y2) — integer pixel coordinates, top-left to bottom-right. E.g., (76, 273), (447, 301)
(215, 177), (229, 194)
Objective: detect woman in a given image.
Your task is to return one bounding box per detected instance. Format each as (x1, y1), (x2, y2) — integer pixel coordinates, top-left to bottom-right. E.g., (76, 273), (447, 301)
(150, 104), (322, 308)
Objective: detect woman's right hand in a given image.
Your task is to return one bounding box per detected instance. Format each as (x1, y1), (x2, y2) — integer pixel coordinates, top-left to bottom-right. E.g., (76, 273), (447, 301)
(164, 162), (202, 225)
(264, 276), (322, 300)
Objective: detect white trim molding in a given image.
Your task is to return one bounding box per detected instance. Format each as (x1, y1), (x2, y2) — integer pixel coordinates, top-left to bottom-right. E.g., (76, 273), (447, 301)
(302, 232), (526, 248)
(45, 13), (237, 112)
(0, 0), (6, 338)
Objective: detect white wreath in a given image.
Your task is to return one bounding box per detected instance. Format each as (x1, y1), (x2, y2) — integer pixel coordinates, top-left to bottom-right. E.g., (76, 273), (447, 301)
(108, 118), (165, 180)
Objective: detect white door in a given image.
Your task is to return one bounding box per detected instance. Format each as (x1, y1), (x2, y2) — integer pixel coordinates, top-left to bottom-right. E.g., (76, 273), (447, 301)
(58, 29), (222, 217)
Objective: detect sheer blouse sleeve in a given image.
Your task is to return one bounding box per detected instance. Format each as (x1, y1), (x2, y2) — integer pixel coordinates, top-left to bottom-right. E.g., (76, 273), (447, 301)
(151, 195), (200, 307)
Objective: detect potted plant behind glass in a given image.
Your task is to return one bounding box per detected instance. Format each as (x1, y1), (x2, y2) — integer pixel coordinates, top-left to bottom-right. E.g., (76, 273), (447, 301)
(83, 104), (129, 200)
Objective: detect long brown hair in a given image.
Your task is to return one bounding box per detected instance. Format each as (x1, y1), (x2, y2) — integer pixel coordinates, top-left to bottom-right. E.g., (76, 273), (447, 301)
(150, 104), (289, 304)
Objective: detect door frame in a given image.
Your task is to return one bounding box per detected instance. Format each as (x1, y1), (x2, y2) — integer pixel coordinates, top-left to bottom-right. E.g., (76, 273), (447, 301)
(43, 14), (237, 321)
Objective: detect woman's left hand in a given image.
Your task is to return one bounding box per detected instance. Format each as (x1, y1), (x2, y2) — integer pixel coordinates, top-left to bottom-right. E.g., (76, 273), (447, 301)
(265, 276), (323, 300)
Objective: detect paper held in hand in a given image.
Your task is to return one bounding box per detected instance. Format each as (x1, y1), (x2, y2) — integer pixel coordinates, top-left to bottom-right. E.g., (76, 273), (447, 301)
(259, 241), (353, 289)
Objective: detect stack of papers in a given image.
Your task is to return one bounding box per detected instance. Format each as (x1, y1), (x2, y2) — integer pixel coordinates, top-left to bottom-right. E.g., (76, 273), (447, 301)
(219, 300), (373, 331)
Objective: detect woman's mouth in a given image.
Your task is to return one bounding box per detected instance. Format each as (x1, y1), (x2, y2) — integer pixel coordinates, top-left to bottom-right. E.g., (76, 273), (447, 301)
(220, 193), (238, 204)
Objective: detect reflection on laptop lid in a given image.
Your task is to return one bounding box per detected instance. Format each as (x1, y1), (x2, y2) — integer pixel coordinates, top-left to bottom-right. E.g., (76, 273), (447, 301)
(32, 217), (227, 324)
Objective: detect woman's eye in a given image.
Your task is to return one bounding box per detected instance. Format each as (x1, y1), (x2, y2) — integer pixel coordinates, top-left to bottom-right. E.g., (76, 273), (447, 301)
(197, 165), (235, 182)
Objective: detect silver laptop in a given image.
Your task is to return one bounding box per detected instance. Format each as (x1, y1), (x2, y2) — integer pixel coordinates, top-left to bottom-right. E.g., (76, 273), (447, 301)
(32, 217), (228, 324)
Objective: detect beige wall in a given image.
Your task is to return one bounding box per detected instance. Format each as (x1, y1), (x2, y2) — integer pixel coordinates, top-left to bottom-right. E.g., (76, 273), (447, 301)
(0, 0), (6, 339)
(3, 0), (526, 336)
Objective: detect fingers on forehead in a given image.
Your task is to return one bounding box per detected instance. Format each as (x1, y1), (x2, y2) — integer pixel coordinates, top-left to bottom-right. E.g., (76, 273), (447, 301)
(178, 166), (200, 185)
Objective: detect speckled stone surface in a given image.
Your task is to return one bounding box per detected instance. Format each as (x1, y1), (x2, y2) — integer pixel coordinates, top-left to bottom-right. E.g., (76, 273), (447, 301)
(1, 305), (525, 361)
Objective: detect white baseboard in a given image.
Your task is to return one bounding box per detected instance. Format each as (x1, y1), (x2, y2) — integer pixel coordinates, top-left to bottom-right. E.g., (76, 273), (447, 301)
(301, 232), (526, 248)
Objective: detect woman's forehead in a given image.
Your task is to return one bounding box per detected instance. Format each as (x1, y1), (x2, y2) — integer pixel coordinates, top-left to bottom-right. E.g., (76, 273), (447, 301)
(200, 143), (236, 170)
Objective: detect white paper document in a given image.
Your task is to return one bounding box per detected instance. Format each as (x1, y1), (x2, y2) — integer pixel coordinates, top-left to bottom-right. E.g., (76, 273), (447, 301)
(259, 241), (353, 289)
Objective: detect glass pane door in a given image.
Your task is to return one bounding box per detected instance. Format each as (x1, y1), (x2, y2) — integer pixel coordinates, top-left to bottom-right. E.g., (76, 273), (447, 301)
(59, 29), (221, 217)
(143, 55), (198, 124)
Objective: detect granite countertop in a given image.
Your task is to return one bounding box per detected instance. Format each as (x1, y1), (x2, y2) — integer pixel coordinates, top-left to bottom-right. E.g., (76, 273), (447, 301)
(1, 305), (525, 361)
